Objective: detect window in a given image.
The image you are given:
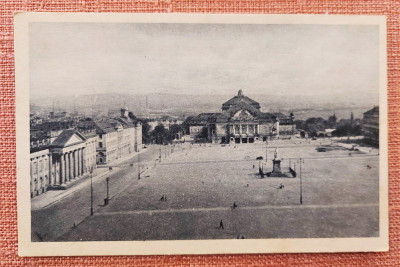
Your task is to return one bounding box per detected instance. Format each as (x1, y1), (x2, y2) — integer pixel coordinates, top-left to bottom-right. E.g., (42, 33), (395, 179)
(235, 125), (240, 134)
(242, 125), (247, 134)
(249, 125), (254, 134)
(99, 142), (103, 148)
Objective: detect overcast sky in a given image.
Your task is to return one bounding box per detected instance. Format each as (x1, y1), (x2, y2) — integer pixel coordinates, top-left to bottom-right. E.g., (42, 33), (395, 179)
(30, 22), (379, 100)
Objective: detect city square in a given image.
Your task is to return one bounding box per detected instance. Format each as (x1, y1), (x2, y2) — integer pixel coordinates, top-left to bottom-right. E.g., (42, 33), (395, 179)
(56, 139), (379, 241)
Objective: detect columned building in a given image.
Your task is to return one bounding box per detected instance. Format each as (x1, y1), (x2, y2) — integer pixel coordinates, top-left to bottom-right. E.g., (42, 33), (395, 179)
(184, 90), (296, 144)
(49, 130), (86, 186)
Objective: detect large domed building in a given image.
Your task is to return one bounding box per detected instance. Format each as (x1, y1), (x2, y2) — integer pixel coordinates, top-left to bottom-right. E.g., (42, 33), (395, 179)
(184, 90), (296, 144)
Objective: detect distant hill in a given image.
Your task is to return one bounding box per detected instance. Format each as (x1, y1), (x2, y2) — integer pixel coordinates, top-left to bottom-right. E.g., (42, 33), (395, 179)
(30, 92), (378, 121)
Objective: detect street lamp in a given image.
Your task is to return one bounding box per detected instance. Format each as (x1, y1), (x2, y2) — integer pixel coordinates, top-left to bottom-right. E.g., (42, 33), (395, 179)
(297, 158), (304, 205)
(137, 153), (140, 180)
(159, 139), (162, 162)
(105, 177), (110, 205)
(89, 167), (94, 216)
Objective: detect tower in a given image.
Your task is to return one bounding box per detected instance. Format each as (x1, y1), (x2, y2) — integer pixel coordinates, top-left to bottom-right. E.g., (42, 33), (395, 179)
(121, 104), (128, 118)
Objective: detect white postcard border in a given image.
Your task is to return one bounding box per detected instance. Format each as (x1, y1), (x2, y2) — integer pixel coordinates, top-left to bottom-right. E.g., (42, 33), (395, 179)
(15, 12), (388, 256)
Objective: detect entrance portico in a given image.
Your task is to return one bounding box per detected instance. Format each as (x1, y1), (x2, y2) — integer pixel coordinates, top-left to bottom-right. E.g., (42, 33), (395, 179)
(50, 130), (87, 186)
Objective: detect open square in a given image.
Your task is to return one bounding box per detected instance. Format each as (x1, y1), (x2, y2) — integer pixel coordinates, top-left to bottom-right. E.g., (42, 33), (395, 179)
(59, 139), (379, 241)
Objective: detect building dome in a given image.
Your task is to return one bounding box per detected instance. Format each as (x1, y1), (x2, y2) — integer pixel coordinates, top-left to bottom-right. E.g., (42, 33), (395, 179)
(221, 90), (260, 111)
(121, 105), (128, 117)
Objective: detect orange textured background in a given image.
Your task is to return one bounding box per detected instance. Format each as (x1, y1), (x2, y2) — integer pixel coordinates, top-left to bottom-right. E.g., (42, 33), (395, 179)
(1, 1), (399, 266)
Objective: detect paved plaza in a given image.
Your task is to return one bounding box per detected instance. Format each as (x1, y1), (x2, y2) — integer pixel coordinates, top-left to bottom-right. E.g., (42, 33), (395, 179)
(56, 138), (379, 241)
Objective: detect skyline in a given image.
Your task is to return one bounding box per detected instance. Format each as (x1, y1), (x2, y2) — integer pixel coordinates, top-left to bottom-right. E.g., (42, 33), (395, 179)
(30, 22), (379, 101)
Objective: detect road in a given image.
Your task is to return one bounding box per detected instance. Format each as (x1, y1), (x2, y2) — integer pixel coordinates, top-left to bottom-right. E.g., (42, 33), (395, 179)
(31, 145), (163, 241)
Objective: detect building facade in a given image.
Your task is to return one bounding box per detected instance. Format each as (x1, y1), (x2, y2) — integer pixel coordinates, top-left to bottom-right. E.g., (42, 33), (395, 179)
(95, 107), (142, 164)
(184, 90), (296, 144)
(30, 149), (51, 197)
(362, 106), (379, 146)
(76, 122), (98, 173)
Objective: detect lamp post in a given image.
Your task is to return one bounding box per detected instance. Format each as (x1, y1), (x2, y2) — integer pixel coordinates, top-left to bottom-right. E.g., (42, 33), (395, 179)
(137, 153), (140, 180)
(106, 177), (109, 204)
(298, 158), (304, 205)
(159, 141), (162, 162)
(89, 167), (94, 216)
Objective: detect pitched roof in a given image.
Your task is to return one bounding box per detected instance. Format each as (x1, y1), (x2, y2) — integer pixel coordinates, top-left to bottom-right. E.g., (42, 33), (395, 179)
(222, 90), (260, 111)
(363, 106), (379, 116)
(94, 119), (122, 134)
(115, 117), (136, 128)
(51, 130), (86, 148)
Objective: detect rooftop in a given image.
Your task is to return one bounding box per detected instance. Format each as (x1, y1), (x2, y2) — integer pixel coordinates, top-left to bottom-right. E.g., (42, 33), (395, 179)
(221, 90), (261, 111)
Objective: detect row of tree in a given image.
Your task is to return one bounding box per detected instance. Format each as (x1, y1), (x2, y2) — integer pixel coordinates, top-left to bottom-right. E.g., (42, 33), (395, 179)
(295, 114), (362, 137)
(141, 121), (184, 145)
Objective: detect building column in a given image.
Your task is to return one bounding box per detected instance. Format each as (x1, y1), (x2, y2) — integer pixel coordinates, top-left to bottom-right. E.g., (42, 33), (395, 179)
(72, 151), (76, 179)
(63, 153), (68, 183)
(74, 150), (78, 178)
(64, 153), (69, 183)
(70, 150), (74, 178)
(77, 149), (81, 177)
(53, 160), (57, 185)
(68, 151), (72, 179)
(60, 154), (65, 185)
(65, 152), (70, 181)
(81, 148), (85, 175)
(48, 153), (52, 186)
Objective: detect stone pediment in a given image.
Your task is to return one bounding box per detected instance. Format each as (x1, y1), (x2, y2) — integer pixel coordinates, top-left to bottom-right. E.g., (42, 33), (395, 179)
(52, 130), (86, 148)
(232, 109), (254, 119)
(65, 134), (85, 146)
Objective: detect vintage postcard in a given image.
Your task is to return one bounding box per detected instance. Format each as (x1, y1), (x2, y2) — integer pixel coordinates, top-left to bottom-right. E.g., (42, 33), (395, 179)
(15, 13), (388, 256)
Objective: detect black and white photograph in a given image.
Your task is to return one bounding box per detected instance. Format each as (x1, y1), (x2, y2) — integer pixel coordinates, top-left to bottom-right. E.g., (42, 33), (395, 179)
(15, 13), (388, 256)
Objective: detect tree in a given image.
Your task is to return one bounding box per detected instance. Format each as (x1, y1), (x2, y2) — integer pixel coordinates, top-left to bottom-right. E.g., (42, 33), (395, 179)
(151, 124), (169, 144)
(141, 121), (151, 144)
(332, 124), (362, 137)
(168, 124), (182, 140)
(128, 112), (137, 121)
(195, 126), (209, 142)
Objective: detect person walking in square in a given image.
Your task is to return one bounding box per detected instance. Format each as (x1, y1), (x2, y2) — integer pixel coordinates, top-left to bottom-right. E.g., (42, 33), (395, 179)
(219, 220), (224, 229)
(232, 201), (238, 209)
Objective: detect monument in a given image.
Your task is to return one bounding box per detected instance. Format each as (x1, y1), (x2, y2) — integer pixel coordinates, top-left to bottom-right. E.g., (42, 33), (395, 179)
(266, 148), (296, 178)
